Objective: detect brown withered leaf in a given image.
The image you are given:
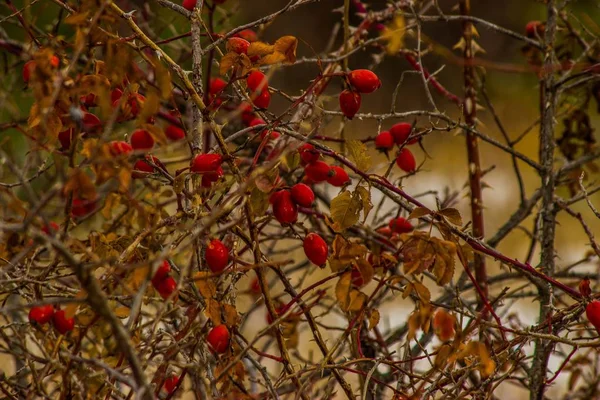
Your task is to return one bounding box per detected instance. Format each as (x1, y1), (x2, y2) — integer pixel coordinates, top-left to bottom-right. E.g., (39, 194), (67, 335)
(402, 232), (456, 285)
(330, 190), (362, 231)
(152, 57), (173, 99)
(126, 264), (150, 292)
(64, 290), (86, 319)
(335, 272), (367, 312)
(273, 36), (298, 64)
(137, 88), (160, 125)
(249, 186), (270, 216)
(63, 169), (97, 200)
(65, 11), (89, 25)
(347, 140), (372, 172)
(254, 167), (279, 193)
(434, 343), (453, 369)
(247, 41), (275, 57)
(403, 280), (431, 304)
(407, 302), (433, 340)
(402, 232), (435, 275)
(223, 304), (239, 327)
(205, 298), (222, 325)
(453, 341), (496, 378)
(173, 172), (188, 194)
(368, 308), (380, 330)
(114, 306), (130, 319)
(329, 235), (368, 272)
(355, 185), (373, 222)
(354, 257), (374, 286)
(101, 193), (121, 219)
(27, 103), (63, 143)
(439, 208), (463, 226)
(408, 207), (431, 220)
(433, 308), (456, 342)
(251, 36), (298, 66)
(195, 271), (217, 298)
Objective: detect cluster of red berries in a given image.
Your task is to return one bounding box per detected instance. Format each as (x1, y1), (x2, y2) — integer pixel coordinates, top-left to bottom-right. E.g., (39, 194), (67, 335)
(339, 69), (381, 119)
(190, 153), (225, 188)
(375, 122), (418, 173)
(151, 260), (178, 300)
(29, 305), (75, 335)
(299, 144), (350, 186)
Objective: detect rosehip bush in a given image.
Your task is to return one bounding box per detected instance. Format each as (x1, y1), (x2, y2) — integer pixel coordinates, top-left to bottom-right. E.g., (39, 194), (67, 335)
(2, 0), (600, 399)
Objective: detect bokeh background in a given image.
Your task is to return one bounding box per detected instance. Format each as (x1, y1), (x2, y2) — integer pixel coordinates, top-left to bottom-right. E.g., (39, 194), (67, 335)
(2, 0), (600, 398)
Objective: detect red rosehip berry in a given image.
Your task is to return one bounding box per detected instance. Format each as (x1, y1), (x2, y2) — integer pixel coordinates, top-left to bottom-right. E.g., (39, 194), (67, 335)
(390, 122), (416, 145)
(235, 29), (258, 42)
(227, 37), (250, 55)
(239, 102), (255, 125)
(58, 128), (74, 150)
(290, 183), (315, 207)
(348, 69), (381, 94)
(50, 54), (60, 68)
(23, 60), (36, 83)
(210, 77), (227, 95)
(395, 148), (416, 173)
(298, 143), (320, 164)
(339, 89), (361, 119)
(153, 260), (171, 283)
(133, 156), (160, 178)
(81, 93), (97, 108)
(389, 217), (413, 234)
(375, 131), (394, 151)
(586, 300), (600, 334)
(207, 324), (230, 354)
(272, 190), (298, 224)
(252, 89), (271, 109)
(71, 197), (96, 217)
(191, 153), (223, 173)
(111, 88), (123, 103)
(182, 0), (196, 11)
(249, 117), (266, 128)
(205, 239), (230, 273)
(579, 279), (592, 297)
(155, 276), (177, 300)
(247, 70), (268, 93)
(304, 160), (332, 183)
(52, 309), (75, 334)
(164, 375), (180, 394)
(130, 129), (154, 151)
(266, 303), (288, 324)
(109, 141), (133, 156)
(201, 166), (224, 188)
(525, 21), (545, 38)
(303, 233), (328, 266)
(269, 189), (288, 205)
(327, 166), (350, 187)
(42, 221), (60, 235)
(29, 305), (54, 325)
(249, 277), (261, 295)
(165, 125), (185, 141)
(261, 130), (280, 140)
(82, 112), (102, 134)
